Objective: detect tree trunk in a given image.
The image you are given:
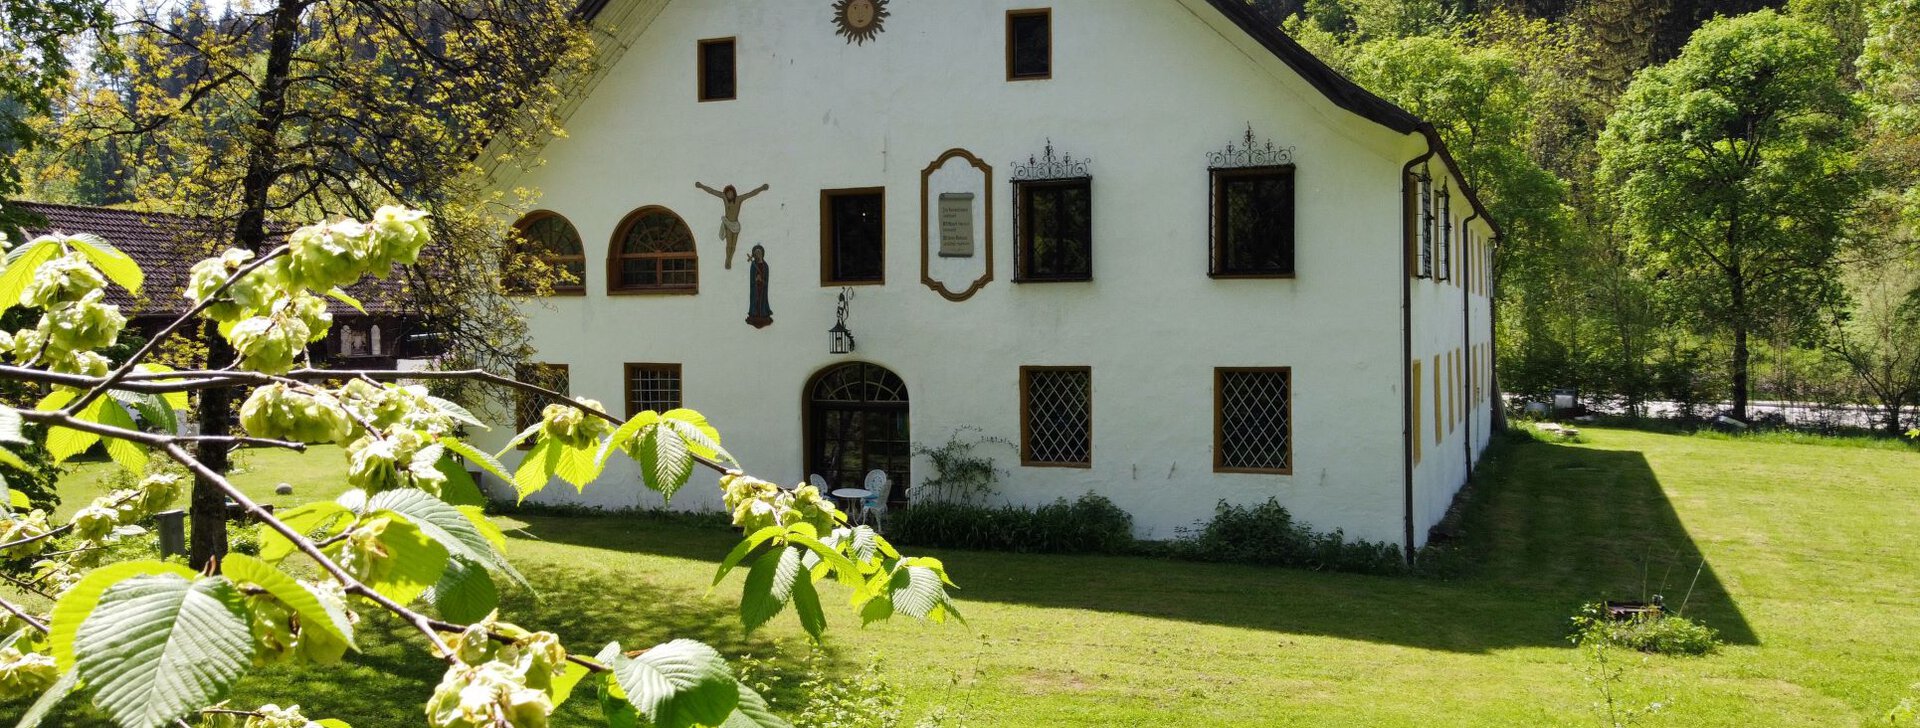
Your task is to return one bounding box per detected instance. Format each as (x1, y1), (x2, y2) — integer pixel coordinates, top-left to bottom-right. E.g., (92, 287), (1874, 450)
(186, 0), (303, 568)
(1887, 401), (1906, 437)
(188, 327), (232, 570)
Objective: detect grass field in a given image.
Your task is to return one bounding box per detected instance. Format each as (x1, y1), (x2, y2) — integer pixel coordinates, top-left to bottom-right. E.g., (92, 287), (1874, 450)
(12, 427), (1920, 726)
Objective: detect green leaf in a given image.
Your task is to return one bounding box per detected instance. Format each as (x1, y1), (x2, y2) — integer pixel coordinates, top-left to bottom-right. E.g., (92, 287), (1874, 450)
(433, 455), (487, 507)
(110, 389), (178, 437)
(259, 501), (353, 565)
(315, 720), (352, 728)
(599, 410), (658, 468)
(13, 667), (78, 728)
(367, 488), (525, 589)
(789, 560), (826, 640)
(425, 396), (487, 430)
(512, 438), (559, 503)
(496, 423), (543, 456)
(42, 393), (105, 463)
(133, 364), (190, 411)
(324, 287), (365, 314)
(338, 514), (448, 607)
(885, 564), (962, 625)
(610, 639), (739, 728)
(6, 487), (29, 510)
(425, 555), (499, 623)
(458, 505), (509, 553)
(220, 554), (355, 661)
(64, 233), (142, 296)
(597, 672), (642, 728)
(550, 661), (591, 708)
(49, 560), (196, 670)
(0, 447), (32, 473)
(740, 546), (805, 634)
(719, 682), (792, 728)
(95, 397), (147, 473)
(660, 409), (734, 464)
(75, 573), (253, 728)
(635, 423), (694, 503)
(0, 407), (25, 444)
(788, 533), (862, 588)
(554, 439), (604, 491)
(0, 238), (62, 318)
(443, 437), (511, 484)
(713, 526), (784, 587)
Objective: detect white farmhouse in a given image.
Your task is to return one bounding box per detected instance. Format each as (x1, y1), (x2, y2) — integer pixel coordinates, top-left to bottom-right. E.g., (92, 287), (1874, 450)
(476, 0), (1498, 554)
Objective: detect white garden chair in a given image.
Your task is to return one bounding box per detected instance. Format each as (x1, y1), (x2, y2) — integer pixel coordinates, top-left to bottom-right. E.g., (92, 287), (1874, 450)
(808, 474), (829, 490)
(860, 469), (891, 530)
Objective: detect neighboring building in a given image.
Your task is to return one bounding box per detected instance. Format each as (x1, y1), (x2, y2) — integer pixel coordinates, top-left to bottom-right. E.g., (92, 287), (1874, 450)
(9, 201), (426, 369)
(479, 0), (1498, 551)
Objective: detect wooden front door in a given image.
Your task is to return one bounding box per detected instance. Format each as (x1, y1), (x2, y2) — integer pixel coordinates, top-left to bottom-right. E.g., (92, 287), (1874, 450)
(805, 363), (910, 507)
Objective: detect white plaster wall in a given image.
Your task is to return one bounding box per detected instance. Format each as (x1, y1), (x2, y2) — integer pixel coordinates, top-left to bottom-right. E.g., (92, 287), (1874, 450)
(477, 0), (1466, 546)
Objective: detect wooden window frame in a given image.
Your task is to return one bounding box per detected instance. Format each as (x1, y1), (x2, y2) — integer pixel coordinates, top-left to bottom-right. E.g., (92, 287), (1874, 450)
(1411, 358), (1423, 465)
(1208, 165), (1297, 279)
(819, 187), (887, 286)
(1436, 189), (1452, 282)
(607, 206), (699, 295)
(697, 37), (737, 102)
(1415, 174), (1434, 279)
(514, 363), (569, 447)
(1018, 365), (1092, 468)
(623, 362), (683, 418)
(507, 211), (587, 297)
(1213, 367), (1294, 475)
(1013, 178), (1092, 282)
(1005, 8), (1052, 82)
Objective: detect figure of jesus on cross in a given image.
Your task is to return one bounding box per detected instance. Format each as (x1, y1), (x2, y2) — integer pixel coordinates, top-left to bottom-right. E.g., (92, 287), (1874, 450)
(696, 181), (770, 269)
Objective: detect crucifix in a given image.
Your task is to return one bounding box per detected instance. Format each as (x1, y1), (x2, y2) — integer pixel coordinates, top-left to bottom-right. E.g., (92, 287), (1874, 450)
(695, 181), (770, 269)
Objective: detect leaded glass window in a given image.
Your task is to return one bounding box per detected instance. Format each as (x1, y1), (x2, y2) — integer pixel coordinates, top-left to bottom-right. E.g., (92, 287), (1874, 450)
(1021, 366), (1091, 467)
(610, 207), (697, 293)
(1215, 368), (1292, 473)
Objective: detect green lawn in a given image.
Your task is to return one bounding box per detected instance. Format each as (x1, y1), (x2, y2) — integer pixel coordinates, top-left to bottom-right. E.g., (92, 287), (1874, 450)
(14, 427), (1920, 726)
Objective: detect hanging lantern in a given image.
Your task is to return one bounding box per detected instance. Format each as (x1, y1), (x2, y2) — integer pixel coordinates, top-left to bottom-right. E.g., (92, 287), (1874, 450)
(828, 288), (857, 355)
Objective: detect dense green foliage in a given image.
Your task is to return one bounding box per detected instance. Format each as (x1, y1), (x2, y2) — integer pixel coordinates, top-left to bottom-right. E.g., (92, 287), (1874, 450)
(885, 493), (1135, 555)
(1168, 499), (1408, 575)
(1570, 602), (1723, 656)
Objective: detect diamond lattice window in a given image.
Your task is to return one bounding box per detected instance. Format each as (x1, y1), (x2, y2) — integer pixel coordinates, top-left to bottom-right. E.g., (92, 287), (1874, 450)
(515, 363), (570, 438)
(1216, 368), (1292, 472)
(625, 363), (682, 417)
(1021, 367), (1091, 466)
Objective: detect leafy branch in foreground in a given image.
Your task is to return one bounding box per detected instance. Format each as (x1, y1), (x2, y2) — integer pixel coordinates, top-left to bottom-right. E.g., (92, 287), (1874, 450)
(0, 209), (959, 727)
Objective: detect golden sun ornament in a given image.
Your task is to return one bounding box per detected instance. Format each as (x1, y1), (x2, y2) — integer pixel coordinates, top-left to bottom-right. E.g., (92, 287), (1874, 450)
(832, 0), (888, 45)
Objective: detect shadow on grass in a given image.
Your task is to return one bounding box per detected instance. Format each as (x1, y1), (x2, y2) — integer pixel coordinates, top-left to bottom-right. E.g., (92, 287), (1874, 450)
(521, 437), (1755, 656)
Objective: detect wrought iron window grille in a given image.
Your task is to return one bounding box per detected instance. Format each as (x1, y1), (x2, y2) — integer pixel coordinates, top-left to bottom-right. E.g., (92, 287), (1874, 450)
(1437, 183), (1452, 282)
(1215, 368), (1293, 473)
(1417, 171), (1434, 279)
(1207, 124), (1296, 171)
(1011, 140), (1094, 283)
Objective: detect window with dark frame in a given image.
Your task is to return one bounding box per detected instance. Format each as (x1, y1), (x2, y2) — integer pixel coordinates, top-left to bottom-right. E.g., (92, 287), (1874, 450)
(1020, 366), (1091, 467)
(1015, 179), (1091, 281)
(698, 38), (736, 101)
(1210, 166), (1295, 277)
(514, 363), (570, 438)
(1417, 173), (1434, 278)
(1215, 367), (1292, 473)
(609, 207), (698, 294)
(624, 363), (683, 417)
(821, 188), (885, 284)
(1007, 9), (1051, 80)
(1437, 186), (1452, 282)
(506, 212), (586, 295)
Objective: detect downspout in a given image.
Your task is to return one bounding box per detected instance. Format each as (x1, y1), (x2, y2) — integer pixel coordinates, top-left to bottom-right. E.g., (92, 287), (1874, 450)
(1401, 140), (1436, 564)
(1462, 207), (1479, 480)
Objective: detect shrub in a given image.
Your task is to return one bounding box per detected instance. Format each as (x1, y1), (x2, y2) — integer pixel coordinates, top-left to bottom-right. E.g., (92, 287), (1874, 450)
(911, 427), (1009, 505)
(1169, 499), (1407, 575)
(1569, 602), (1721, 656)
(886, 493), (1134, 554)
(737, 650), (906, 728)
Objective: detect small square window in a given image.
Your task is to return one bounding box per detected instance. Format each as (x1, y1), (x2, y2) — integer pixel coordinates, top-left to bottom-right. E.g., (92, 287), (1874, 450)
(1007, 9), (1051, 80)
(1021, 366), (1091, 467)
(699, 38), (735, 102)
(514, 363), (570, 441)
(625, 363), (682, 417)
(1016, 179), (1091, 281)
(1210, 167), (1295, 277)
(821, 188), (885, 285)
(1215, 368), (1292, 473)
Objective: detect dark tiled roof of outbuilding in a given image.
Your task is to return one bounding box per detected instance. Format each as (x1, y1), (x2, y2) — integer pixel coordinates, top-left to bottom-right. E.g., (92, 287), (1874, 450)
(8, 201), (413, 317)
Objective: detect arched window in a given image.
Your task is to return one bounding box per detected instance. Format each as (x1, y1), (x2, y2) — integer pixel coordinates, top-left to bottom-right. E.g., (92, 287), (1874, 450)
(608, 206), (698, 294)
(507, 211), (586, 294)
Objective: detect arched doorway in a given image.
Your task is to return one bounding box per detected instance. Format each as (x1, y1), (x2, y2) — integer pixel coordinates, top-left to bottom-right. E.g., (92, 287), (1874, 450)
(805, 362), (910, 507)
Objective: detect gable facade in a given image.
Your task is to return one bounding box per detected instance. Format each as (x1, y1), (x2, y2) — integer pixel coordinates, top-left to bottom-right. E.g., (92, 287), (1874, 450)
(479, 0), (1496, 550)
